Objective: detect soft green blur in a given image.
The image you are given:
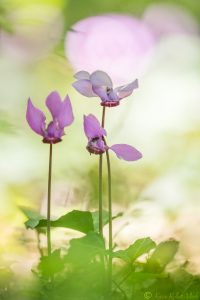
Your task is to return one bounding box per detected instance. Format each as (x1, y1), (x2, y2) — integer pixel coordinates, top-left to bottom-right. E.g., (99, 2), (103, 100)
(0, 0), (200, 286)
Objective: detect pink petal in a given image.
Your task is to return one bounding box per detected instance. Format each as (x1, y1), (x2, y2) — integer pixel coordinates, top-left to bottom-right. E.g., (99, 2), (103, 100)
(114, 79), (139, 100)
(47, 121), (64, 139)
(74, 70), (90, 80)
(46, 91), (62, 119)
(92, 85), (110, 101)
(72, 79), (97, 97)
(110, 144), (142, 161)
(57, 95), (74, 128)
(26, 99), (46, 136)
(90, 70), (113, 88)
(84, 114), (106, 139)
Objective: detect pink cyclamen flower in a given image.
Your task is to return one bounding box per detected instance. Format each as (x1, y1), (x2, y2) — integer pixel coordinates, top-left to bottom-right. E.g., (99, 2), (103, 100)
(84, 114), (142, 161)
(73, 70), (138, 107)
(26, 91), (74, 144)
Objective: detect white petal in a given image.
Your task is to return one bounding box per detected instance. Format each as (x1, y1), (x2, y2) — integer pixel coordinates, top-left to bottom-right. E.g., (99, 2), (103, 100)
(74, 70), (90, 80)
(90, 70), (113, 88)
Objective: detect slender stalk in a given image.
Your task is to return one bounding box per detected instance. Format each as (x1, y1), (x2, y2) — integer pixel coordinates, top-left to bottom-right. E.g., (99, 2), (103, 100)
(105, 148), (112, 292)
(99, 155), (103, 236)
(99, 106), (106, 236)
(101, 106), (106, 128)
(47, 143), (53, 256)
(101, 107), (113, 291)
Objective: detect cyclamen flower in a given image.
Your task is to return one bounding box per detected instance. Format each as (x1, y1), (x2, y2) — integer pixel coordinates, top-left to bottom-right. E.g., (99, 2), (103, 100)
(84, 114), (142, 161)
(26, 91), (74, 144)
(73, 70), (138, 107)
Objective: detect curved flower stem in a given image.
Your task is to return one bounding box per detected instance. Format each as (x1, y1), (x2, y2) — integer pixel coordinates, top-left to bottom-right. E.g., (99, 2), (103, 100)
(99, 155), (103, 236)
(99, 106), (106, 236)
(105, 147), (112, 292)
(101, 107), (112, 291)
(101, 106), (106, 128)
(47, 143), (52, 257)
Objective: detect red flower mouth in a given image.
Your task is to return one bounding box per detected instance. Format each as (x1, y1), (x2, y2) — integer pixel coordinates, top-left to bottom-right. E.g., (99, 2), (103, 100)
(101, 101), (119, 107)
(43, 137), (62, 144)
(86, 145), (105, 155)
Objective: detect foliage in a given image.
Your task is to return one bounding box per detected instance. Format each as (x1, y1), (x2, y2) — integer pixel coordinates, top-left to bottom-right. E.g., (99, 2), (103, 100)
(0, 208), (195, 300)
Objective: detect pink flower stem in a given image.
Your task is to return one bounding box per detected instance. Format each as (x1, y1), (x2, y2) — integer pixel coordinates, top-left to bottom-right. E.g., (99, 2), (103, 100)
(47, 143), (53, 256)
(105, 146), (112, 293)
(99, 154), (103, 236)
(101, 107), (113, 293)
(99, 106), (106, 236)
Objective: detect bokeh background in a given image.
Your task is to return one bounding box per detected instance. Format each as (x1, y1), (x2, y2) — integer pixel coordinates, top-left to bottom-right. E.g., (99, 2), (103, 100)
(1, 0), (200, 284)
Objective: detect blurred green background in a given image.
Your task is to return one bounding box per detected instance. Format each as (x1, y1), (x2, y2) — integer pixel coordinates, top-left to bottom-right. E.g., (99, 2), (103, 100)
(0, 0), (200, 284)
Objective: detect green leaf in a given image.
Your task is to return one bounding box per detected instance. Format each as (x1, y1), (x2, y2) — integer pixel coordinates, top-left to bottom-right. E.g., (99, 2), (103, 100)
(113, 237), (156, 263)
(66, 232), (105, 264)
(147, 239), (179, 272)
(22, 207), (123, 234)
(38, 249), (64, 278)
(21, 207), (94, 233)
(37, 210), (94, 234)
(20, 206), (44, 229)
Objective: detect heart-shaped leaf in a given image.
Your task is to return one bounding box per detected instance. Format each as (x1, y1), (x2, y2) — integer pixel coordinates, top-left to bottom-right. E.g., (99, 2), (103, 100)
(113, 237), (156, 263)
(66, 232), (105, 264)
(146, 239), (179, 272)
(37, 210), (94, 234)
(21, 207), (122, 234)
(38, 249), (64, 278)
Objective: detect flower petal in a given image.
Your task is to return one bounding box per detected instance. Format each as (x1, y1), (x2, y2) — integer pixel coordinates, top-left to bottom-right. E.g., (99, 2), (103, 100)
(114, 79), (139, 100)
(47, 121), (64, 139)
(74, 70), (90, 80)
(46, 91), (62, 118)
(72, 79), (97, 97)
(57, 95), (74, 128)
(84, 114), (106, 139)
(92, 85), (110, 101)
(110, 144), (142, 161)
(90, 70), (113, 88)
(96, 138), (106, 151)
(26, 99), (46, 136)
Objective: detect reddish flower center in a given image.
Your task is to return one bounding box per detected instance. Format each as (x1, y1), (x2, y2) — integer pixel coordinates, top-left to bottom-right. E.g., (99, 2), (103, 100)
(43, 137), (62, 144)
(101, 101), (120, 107)
(86, 137), (106, 155)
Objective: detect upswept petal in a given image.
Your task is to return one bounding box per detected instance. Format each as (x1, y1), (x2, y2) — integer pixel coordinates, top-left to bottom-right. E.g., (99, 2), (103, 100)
(90, 70), (113, 88)
(46, 91), (62, 119)
(72, 80), (97, 97)
(109, 144), (142, 161)
(84, 114), (106, 139)
(114, 79), (139, 100)
(74, 70), (90, 80)
(26, 99), (46, 136)
(57, 95), (74, 128)
(92, 85), (110, 101)
(46, 121), (64, 139)
(107, 90), (119, 101)
(96, 139), (106, 151)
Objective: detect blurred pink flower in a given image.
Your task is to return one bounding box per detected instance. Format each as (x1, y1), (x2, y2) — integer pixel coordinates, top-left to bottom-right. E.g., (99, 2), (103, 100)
(143, 4), (199, 40)
(65, 14), (155, 83)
